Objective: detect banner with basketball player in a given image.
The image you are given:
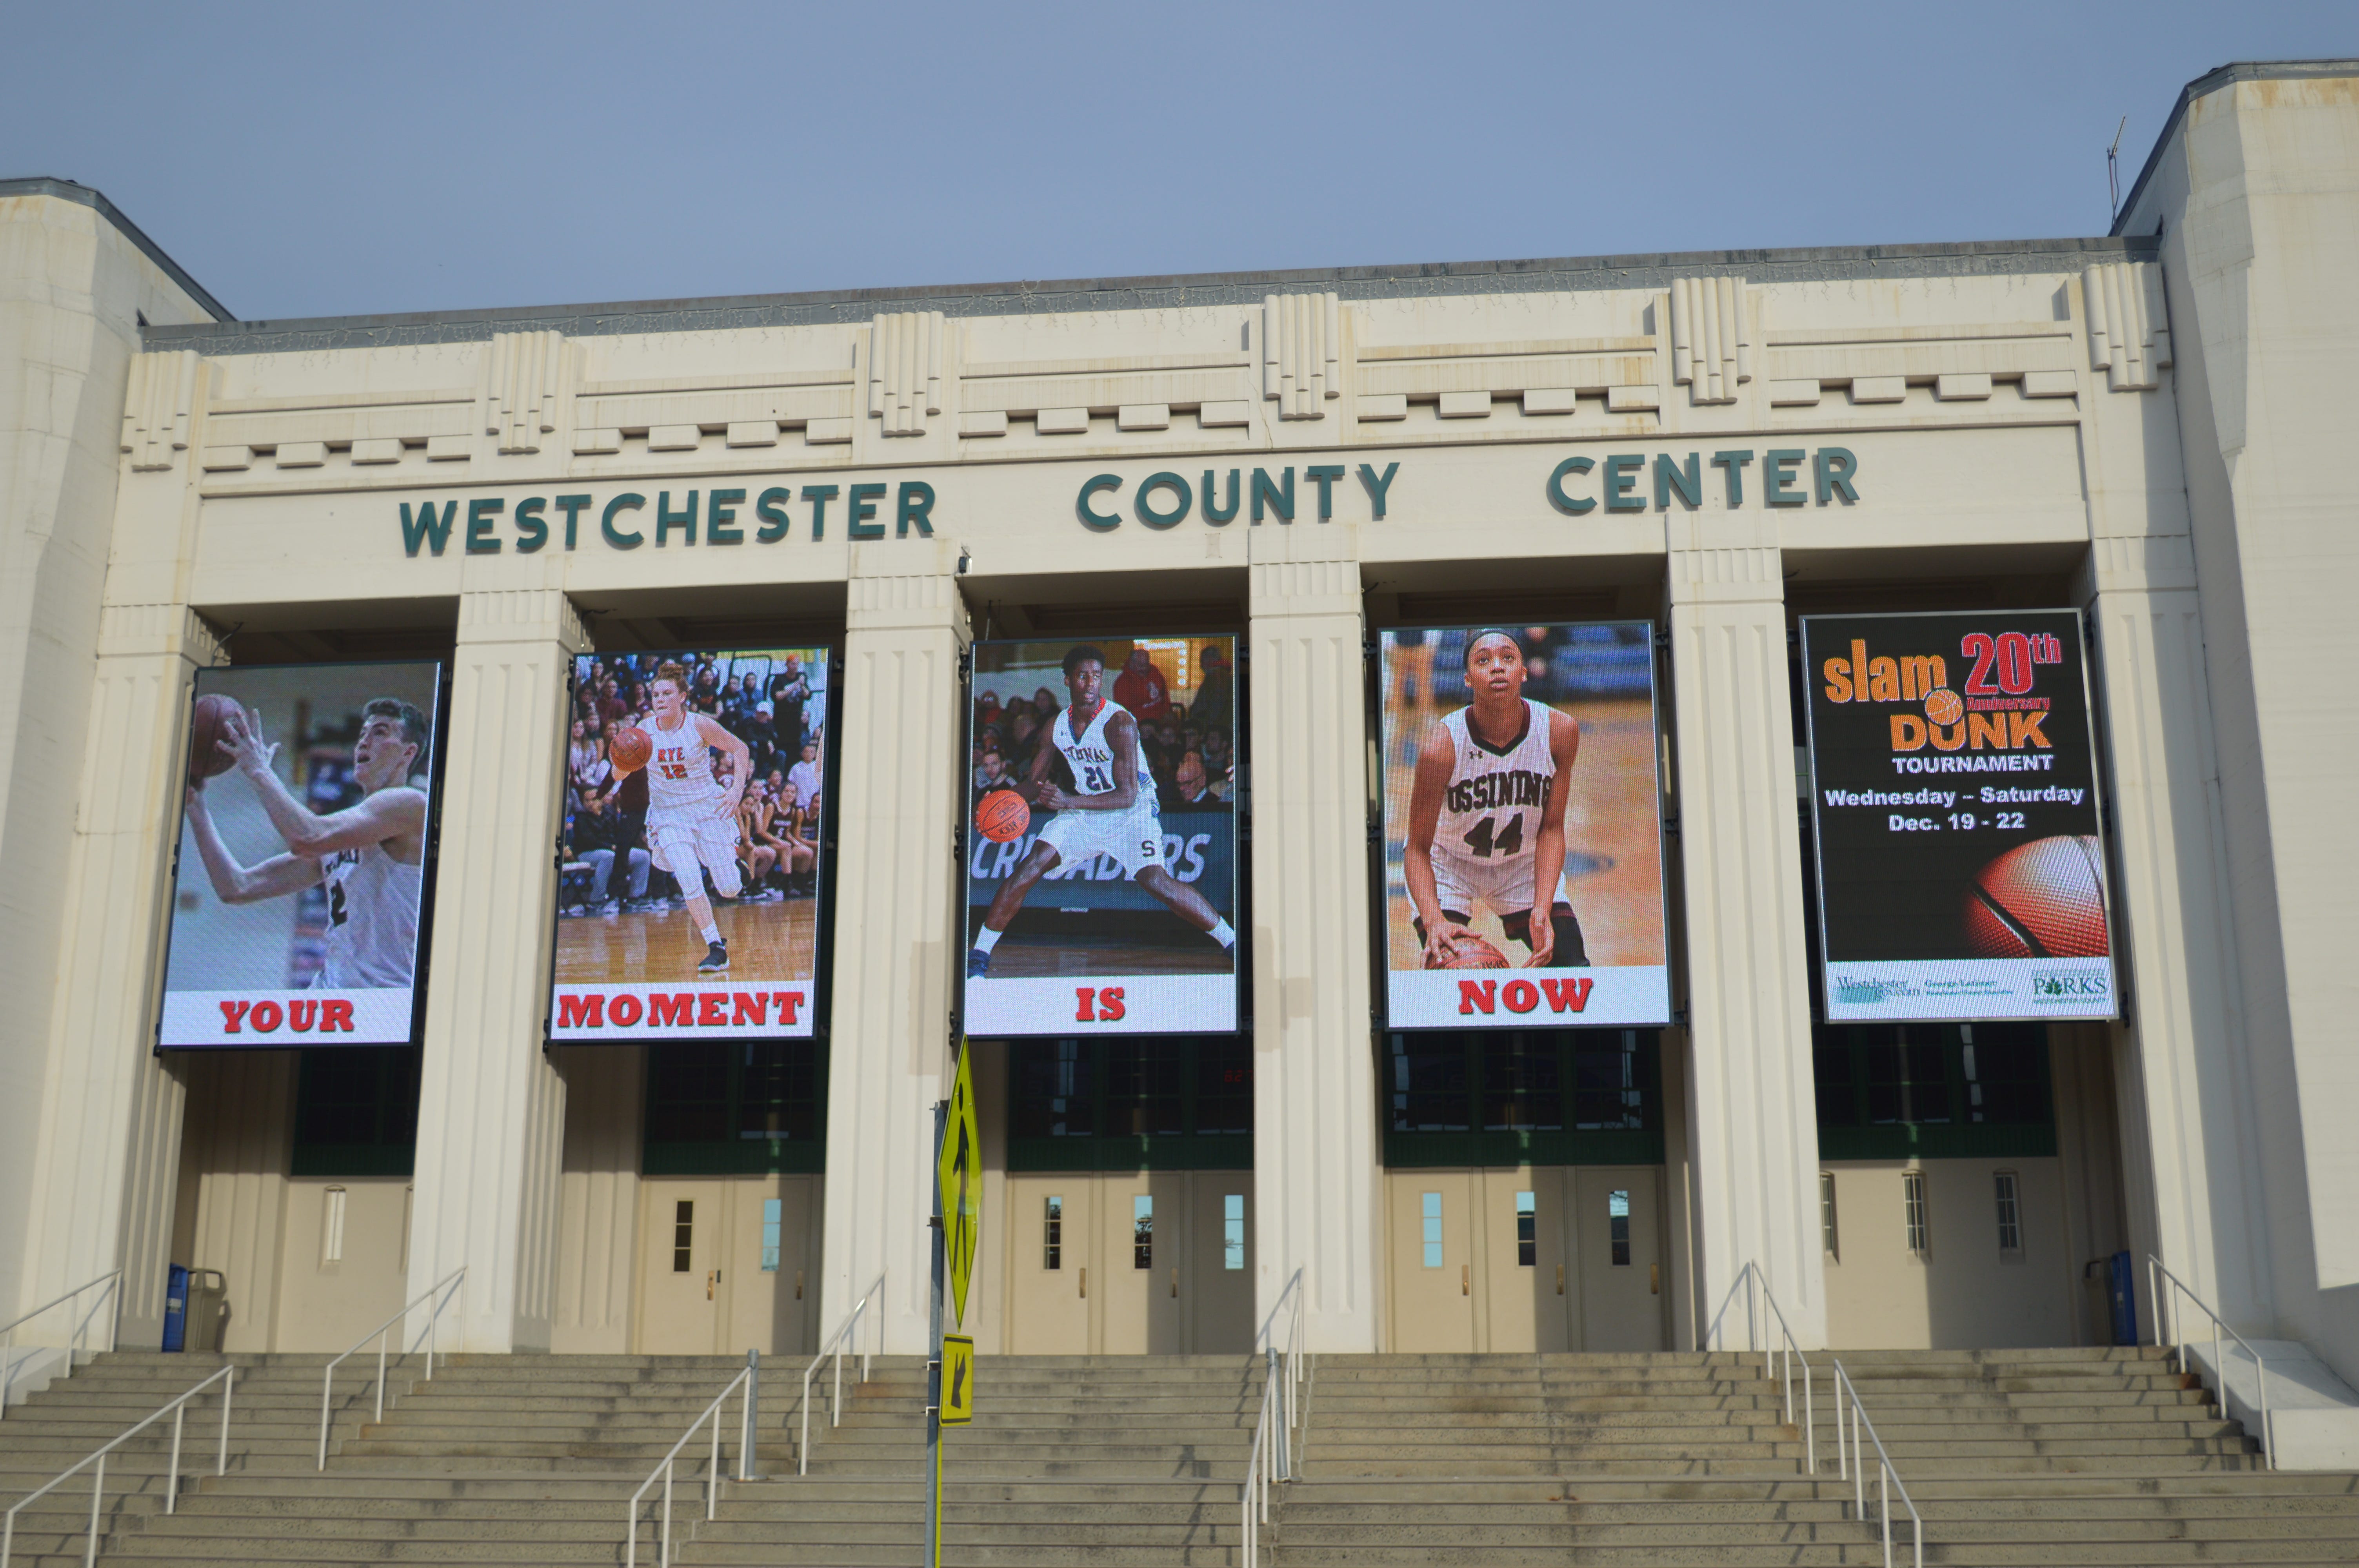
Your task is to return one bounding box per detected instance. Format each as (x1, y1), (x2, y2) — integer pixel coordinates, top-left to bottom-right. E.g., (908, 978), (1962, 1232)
(1379, 624), (1671, 1030)
(1801, 610), (2117, 1022)
(545, 646), (832, 1042)
(963, 635), (1240, 1035)
(157, 661), (446, 1047)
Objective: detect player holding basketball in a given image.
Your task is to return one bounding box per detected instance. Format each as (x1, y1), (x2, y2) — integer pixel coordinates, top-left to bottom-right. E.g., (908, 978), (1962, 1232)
(967, 644), (1236, 978)
(184, 698), (430, 988)
(639, 661), (752, 974)
(1403, 630), (1590, 969)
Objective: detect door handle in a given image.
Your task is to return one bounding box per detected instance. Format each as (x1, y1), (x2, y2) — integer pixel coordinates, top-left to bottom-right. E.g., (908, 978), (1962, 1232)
(1556, 1265), (1565, 1297)
(1079, 1266), (1087, 1299)
(1650, 1263), (1661, 1296)
(706, 1269), (717, 1301)
(795, 1270), (805, 1301)
(1170, 1268), (1179, 1299)
(1461, 1265), (1470, 1297)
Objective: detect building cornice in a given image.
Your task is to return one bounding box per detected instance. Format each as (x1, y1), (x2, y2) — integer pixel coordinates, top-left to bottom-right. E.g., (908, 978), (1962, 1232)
(142, 237), (2158, 358)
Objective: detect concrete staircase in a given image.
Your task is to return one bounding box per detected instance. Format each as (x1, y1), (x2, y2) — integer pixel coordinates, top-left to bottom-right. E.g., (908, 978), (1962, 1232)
(0, 1345), (2352, 1564)
(1278, 1347), (2359, 1564)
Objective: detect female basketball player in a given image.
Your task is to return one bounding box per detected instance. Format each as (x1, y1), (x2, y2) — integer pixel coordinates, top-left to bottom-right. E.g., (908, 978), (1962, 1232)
(642, 661), (752, 973)
(1402, 629), (1590, 970)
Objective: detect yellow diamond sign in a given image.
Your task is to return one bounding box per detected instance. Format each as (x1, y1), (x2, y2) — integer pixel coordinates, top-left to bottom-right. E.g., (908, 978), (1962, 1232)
(936, 1043), (981, 1328)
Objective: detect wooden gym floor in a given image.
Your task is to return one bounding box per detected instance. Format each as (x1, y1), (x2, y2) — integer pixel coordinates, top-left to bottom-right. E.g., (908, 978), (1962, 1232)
(554, 899), (820, 983)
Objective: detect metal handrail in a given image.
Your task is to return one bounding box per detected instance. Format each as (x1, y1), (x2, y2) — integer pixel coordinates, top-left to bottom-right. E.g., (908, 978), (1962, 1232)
(2150, 1254), (2274, 1468)
(0, 1272), (123, 1420)
(1704, 1260), (1816, 1472)
(315, 1266), (465, 1469)
(1831, 1359), (1924, 1568)
(1, 1361), (234, 1568)
(1254, 1267), (1308, 1474)
(1241, 1268), (1308, 1567)
(625, 1361), (756, 1568)
(797, 1268), (884, 1476)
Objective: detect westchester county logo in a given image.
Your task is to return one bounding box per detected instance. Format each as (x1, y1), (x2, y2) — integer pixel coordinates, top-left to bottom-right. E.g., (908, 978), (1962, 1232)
(1835, 977), (1919, 1004)
(2032, 971), (2110, 1001)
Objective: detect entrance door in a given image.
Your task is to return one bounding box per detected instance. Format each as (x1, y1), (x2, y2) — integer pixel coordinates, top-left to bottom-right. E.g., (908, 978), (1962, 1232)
(637, 1179), (726, 1352)
(1388, 1174), (1477, 1352)
(636, 1176), (824, 1355)
(1574, 1167), (1665, 1351)
(1183, 1177), (1254, 1354)
(1480, 1169), (1574, 1352)
(1003, 1173), (1250, 1353)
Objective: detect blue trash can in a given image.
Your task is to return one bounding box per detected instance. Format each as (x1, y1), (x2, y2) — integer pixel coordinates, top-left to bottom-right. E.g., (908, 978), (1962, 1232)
(161, 1265), (189, 1352)
(2108, 1250), (2139, 1346)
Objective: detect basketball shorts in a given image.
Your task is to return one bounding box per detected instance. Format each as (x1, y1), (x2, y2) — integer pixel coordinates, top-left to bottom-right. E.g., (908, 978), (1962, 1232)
(1430, 849), (1569, 920)
(1037, 799), (1167, 878)
(647, 808), (741, 878)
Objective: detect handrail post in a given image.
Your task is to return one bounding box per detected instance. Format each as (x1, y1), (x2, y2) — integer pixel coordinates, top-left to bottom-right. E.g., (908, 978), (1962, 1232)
(740, 1348), (759, 1482)
(168, 1405), (185, 1515)
(219, 1365), (233, 1476)
(85, 1454), (102, 1568)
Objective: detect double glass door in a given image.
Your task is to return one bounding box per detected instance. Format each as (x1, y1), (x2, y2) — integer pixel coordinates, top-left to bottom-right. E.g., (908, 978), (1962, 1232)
(1387, 1167), (1664, 1353)
(1002, 1172), (1253, 1354)
(635, 1175), (822, 1355)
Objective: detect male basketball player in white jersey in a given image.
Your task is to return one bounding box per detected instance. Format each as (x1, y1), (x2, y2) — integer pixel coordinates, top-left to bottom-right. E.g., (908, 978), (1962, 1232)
(184, 697), (431, 988)
(967, 644), (1236, 978)
(1403, 629), (1590, 969)
(642, 661), (752, 974)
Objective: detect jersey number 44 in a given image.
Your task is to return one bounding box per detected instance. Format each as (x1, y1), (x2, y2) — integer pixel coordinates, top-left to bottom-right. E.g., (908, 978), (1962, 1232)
(1461, 815), (1525, 860)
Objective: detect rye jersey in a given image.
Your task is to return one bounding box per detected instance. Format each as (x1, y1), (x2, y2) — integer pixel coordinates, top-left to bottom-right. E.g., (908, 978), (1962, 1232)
(317, 840), (422, 988)
(1434, 699), (1555, 867)
(645, 713), (723, 816)
(1053, 699), (1157, 811)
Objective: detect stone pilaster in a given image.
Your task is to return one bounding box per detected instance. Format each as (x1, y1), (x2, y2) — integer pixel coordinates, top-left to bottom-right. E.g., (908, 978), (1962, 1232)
(405, 588), (587, 1351)
(1663, 512), (1826, 1347)
(19, 605), (222, 1345)
(820, 542), (969, 1353)
(1247, 530), (1381, 1352)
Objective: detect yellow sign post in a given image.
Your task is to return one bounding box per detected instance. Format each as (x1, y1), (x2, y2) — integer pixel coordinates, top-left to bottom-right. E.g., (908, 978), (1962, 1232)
(936, 1044), (981, 1328)
(939, 1335), (974, 1425)
(927, 1043), (983, 1568)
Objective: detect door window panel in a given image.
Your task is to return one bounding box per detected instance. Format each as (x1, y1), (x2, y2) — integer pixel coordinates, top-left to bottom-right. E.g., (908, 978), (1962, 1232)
(1516, 1191), (1537, 1266)
(1607, 1189), (1631, 1266)
(1132, 1195), (1153, 1268)
(1421, 1191), (1444, 1267)
(1223, 1194), (1245, 1270)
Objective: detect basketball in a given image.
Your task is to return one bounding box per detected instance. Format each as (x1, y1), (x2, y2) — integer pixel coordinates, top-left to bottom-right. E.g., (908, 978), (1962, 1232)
(187, 693), (240, 783)
(1923, 688), (1963, 726)
(1435, 935), (1510, 970)
(609, 724), (652, 775)
(1962, 835), (2110, 958)
(976, 789), (1030, 843)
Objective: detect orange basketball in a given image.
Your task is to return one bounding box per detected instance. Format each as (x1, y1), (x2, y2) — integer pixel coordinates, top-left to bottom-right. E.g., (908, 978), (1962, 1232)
(1435, 935), (1510, 971)
(1923, 688), (1963, 726)
(1962, 835), (2110, 958)
(609, 724), (652, 775)
(976, 789), (1030, 843)
(188, 692), (240, 784)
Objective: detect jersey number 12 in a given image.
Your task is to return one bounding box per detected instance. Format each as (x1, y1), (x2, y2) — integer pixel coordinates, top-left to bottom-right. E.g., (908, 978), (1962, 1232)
(1461, 814), (1524, 860)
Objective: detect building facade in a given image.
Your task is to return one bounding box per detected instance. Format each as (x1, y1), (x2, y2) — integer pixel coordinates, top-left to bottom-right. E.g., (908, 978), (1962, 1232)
(1, 61), (2354, 1388)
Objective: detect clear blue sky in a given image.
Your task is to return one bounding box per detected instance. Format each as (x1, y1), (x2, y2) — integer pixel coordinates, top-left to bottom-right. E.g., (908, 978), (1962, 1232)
(7, 2), (2352, 321)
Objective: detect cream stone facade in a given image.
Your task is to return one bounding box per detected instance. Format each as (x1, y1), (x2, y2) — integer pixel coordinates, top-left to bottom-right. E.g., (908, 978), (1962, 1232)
(2, 62), (2355, 1407)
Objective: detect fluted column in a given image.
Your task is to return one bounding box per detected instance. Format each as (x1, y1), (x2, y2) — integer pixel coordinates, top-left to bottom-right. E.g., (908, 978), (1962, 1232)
(1664, 512), (1826, 1347)
(1247, 532), (1381, 1351)
(820, 543), (969, 1352)
(406, 588), (587, 1351)
(18, 605), (222, 1345)
(2077, 379), (2270, 1328)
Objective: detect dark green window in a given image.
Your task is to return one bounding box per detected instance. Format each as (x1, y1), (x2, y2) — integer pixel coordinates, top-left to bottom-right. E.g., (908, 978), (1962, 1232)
(291, 1048), (420, 1178)
(1385, 1029), (1663, 1168)
(643, 1042), (826, 1175)
(1814, 1022), (2054, 1160)
(1007, 1038), (1252, 1171)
